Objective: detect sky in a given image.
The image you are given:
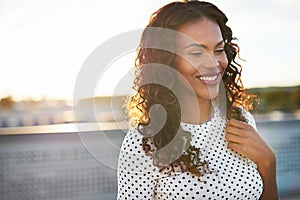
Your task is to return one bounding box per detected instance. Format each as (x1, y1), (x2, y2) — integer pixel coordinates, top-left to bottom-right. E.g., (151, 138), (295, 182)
(1, 0), (300, 101)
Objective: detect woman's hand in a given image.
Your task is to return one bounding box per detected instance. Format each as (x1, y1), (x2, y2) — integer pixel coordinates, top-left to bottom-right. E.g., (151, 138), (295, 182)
(225, 119), (274, 166)
(225, 118), (278, 200)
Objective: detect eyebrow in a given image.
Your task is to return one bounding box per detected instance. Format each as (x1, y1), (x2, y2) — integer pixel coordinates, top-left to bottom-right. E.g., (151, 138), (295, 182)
(185, 40), (225, 49)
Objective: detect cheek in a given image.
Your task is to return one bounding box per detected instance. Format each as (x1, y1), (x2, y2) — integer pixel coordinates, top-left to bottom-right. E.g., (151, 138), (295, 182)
(219, 55), (228, 71)
(175, 56), (198, 75)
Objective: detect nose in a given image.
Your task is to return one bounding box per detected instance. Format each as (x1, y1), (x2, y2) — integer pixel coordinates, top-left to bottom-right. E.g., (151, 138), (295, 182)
(202, 52), (219, 69)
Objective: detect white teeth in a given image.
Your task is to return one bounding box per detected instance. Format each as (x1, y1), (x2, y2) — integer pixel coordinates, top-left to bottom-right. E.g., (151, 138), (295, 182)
(199, 75), (218, 81)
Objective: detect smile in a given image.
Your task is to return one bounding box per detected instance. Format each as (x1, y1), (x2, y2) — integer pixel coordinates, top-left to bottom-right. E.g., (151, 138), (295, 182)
(195, 73), (221, 85)
(198, 74), (218, 81)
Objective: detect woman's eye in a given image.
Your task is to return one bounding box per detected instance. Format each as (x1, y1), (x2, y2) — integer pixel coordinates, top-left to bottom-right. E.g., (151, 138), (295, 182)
(189, 51), (203, 56)
(215, 48), (225, 54)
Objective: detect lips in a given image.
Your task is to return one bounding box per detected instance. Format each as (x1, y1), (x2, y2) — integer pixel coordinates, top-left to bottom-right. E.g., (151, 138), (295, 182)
(195, 72), (221, 85)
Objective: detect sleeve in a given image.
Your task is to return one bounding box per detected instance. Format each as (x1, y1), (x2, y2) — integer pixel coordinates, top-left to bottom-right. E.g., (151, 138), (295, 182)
(117, 128), (158, 200)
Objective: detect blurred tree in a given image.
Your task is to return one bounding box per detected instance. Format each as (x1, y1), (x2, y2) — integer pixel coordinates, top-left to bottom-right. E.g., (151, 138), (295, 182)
(250, 85), (300, 113)
(0, 96), (14, 110)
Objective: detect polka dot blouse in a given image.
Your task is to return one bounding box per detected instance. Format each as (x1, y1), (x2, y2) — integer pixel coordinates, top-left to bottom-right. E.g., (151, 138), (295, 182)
(117, 107), (263, 199)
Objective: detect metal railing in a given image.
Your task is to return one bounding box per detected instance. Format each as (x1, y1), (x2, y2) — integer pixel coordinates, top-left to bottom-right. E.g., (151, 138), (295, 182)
(0, 119), (299, 200)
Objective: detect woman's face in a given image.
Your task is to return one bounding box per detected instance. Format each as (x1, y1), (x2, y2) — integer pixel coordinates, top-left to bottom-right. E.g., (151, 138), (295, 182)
(175, 18), (228, 100)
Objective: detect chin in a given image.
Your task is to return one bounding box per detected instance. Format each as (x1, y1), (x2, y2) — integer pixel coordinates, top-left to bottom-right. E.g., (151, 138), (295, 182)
(196, 85), (220, 100)
(206, 92), (219, 100)
(195, 90), (218, 100)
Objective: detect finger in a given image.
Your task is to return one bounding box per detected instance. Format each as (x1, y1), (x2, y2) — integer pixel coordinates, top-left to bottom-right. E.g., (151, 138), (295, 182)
(227, 142), (242, 152)
(227, 141), (249, 155)
(226, 125), (248, 137)
(227, 118), (251, 129)
(225, 132), (244, 143)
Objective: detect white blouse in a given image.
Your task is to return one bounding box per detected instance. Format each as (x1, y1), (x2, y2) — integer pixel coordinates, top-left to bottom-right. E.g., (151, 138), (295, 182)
(117, 108), (263, 200)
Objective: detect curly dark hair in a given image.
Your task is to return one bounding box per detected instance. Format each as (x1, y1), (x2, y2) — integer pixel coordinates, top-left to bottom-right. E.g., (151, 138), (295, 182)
(126, 0), (257, 178)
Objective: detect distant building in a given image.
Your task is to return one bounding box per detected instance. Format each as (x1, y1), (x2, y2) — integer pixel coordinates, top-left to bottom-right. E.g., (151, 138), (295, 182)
(0, 96), (126, 128)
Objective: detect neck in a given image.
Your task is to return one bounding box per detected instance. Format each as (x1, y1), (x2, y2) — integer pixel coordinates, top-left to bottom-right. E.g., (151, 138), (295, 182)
(181, 96), (213, 124)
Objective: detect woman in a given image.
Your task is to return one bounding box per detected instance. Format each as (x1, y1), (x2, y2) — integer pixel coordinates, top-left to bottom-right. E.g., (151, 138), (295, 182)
(117, 1), (278, 199)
